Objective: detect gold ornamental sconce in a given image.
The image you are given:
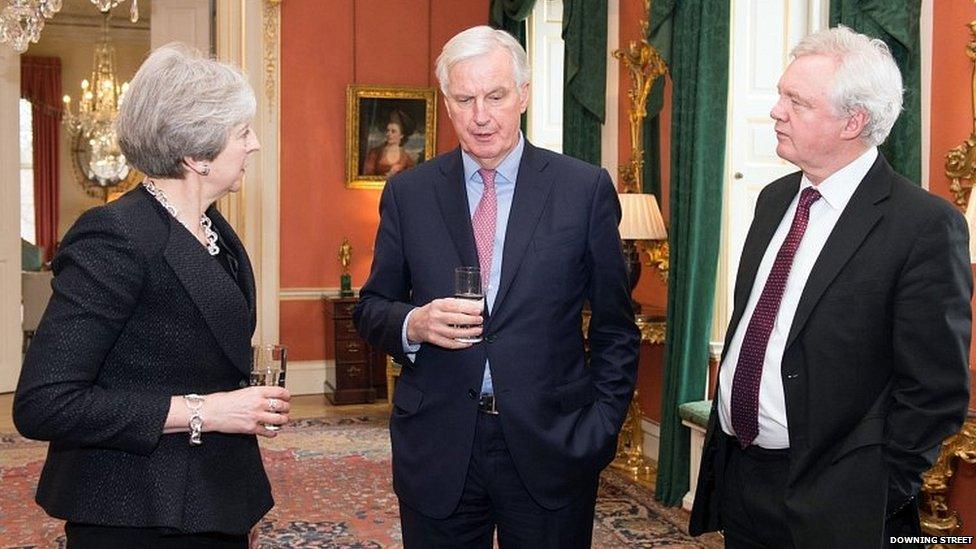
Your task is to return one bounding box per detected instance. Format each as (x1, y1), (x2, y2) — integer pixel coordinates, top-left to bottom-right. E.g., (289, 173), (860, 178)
(610, 0), (668, 487)
(947, 19), (976, 212)
(614, 0), (669, 285)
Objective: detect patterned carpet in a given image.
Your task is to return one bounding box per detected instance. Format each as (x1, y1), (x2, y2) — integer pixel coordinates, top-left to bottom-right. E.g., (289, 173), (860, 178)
(0, 414), (722, 548)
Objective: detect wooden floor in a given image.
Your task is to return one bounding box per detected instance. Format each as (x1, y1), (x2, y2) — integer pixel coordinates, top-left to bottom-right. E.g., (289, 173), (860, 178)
(0, 392), (389, 435)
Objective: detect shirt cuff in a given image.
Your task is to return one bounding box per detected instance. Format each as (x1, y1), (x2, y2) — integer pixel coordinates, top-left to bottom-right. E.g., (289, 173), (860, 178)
(401, 308), (421, 362)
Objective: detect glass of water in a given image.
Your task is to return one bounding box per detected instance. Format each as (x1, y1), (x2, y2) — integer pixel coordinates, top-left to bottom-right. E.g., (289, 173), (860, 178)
(454, 266), (485, 343)
(250, 343), (287, 431)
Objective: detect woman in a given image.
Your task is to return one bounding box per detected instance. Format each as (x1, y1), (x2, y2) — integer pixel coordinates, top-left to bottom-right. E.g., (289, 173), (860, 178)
(13, 43), (288, 548)
(362, 108), (416, 176)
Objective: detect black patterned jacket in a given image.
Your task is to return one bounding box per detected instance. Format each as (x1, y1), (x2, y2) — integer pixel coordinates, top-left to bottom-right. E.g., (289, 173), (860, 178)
(13, 186), (271, 535)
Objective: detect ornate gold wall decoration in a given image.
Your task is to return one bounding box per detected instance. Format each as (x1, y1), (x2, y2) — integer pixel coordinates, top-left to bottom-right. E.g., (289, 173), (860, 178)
(636, 316), (666, 345)
(947, 19), (976, 209)
(263, 0), (282, 109)
(920, 416), (976, 542)
(613, 4), (668, 195)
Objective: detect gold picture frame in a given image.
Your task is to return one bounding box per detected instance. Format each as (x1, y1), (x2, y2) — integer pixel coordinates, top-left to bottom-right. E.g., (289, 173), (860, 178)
(346, 85), (438, 189)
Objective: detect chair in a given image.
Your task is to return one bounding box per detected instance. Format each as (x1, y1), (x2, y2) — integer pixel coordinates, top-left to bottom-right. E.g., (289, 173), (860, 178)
(22, 271), (53, 351)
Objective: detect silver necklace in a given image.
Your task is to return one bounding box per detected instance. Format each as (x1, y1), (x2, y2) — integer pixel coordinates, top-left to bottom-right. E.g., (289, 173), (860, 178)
(143, 180), (220, 256)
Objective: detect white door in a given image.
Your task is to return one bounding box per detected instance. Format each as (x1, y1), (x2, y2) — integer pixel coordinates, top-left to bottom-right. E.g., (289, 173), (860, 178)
(527, 0), (564, 153)
(716, 0), (829, 332)
(0, 49), (22, 392)
(151, 0), (212, 52)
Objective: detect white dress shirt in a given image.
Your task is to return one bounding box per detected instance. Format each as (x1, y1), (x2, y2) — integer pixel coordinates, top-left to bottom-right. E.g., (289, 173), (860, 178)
(718, 146), (878, 448)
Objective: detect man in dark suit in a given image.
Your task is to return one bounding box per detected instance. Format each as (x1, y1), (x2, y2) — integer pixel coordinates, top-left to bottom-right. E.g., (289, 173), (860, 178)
(354, 25), (639, 548)
(689, 26), (972, 548)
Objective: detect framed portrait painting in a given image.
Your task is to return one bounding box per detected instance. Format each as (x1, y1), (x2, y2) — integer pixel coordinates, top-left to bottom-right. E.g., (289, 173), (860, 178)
(346, 85), (437, 189)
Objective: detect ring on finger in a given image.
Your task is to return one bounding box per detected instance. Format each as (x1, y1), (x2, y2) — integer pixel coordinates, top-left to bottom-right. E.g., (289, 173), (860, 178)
(268, 397), (279, 412)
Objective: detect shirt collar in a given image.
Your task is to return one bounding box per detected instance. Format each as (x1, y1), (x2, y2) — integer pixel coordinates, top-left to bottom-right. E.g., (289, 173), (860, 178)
(800, 146), (877, 210)
(461, 132), (524, 185)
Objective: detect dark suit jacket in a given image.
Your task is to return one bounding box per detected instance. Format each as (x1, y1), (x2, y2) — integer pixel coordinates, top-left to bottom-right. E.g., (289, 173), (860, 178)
(690, 155), (972, 548)
(13, 187), (272, 535)
(354, 142), (640, 518)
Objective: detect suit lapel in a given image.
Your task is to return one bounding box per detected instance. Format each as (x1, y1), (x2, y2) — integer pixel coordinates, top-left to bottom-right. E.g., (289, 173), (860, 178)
(785, 155), (890, 348)
(208, 207), (257, 332)
(723, 175), (801, 353)
(434, 149), (479, 268)
(162, 210), (252, 376)
(493, 142), (555, 311)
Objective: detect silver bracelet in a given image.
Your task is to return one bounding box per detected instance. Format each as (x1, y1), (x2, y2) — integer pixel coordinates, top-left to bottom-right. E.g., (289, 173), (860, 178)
(183, 393), (205, 445)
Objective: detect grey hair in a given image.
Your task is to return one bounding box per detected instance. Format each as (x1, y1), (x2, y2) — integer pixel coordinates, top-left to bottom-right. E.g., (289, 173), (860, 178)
(115, 42), (256, 178)
(791, 25), (903, 147)
(435, 25), (530, 96)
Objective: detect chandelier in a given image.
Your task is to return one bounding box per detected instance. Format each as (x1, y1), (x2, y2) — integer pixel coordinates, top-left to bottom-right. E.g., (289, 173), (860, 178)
(0, 0), (62, 53)
(62, 11), (130, 185)
(0, 0), (138, 54)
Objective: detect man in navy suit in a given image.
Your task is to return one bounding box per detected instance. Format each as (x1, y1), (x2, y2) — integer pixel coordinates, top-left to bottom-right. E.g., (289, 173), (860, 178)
(355, 25), (639, 548)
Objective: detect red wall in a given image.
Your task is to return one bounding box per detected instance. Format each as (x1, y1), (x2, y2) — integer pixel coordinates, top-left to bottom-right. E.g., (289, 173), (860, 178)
(931, 1), (976, 378)
(930, 1), (976, 535)
(279, 0), (489, 360)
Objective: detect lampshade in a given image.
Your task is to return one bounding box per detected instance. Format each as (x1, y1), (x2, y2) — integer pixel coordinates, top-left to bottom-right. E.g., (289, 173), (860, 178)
(618, 193), (667, 240)
(967, 194), (976, 263)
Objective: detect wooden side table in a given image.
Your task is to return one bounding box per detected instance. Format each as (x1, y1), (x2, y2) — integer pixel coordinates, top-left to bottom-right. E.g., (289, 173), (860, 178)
(323, 296), (380, 404)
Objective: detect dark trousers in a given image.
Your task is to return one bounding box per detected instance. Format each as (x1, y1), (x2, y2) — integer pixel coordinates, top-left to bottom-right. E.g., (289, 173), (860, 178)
(720, 441), (795, 549)
(399, 411), (599, 549)
(65, 522), (248, 549)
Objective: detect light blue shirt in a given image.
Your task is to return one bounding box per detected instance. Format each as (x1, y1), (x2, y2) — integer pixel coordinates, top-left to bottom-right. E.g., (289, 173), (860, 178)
(401, 133), (525, 395)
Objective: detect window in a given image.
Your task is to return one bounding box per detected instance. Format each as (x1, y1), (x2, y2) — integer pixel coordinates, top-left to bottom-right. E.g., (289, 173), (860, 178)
(20, 98), (34, 244)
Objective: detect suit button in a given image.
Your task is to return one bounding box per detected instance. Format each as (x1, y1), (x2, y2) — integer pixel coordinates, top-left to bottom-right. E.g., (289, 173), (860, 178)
(467, 389), (477, 399)
(785, 372), (798, 380)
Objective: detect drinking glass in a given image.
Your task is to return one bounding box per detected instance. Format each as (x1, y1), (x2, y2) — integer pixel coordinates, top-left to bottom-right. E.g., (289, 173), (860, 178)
(454, 266), (485, 343)
(250, 343), (287, 431)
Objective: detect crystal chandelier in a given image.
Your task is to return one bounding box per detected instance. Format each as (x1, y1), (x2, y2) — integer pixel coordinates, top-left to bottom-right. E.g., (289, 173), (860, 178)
(0, 0), (138, 54)
(0, 0), (63, 53)
(62, 11), (130, 184)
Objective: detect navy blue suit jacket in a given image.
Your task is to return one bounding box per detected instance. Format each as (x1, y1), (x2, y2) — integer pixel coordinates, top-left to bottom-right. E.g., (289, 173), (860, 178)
(355, 142), (640, 518)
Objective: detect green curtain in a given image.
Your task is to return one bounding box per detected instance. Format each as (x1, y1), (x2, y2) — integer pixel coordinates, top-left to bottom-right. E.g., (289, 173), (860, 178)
(655, 0), (731, 507)
(562, 0), (607, 165)
(489, 0), (536, 46)
(642, 0), (676, 198)
(830, 0), (921, 185)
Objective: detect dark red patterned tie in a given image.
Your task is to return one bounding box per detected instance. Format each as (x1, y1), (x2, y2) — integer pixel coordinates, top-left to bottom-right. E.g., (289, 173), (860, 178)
(730, 187), (821, 448)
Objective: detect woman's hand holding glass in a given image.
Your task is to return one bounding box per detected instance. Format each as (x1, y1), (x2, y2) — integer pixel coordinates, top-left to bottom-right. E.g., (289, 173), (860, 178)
(203, 386), (291, 438)
(165, 385), (291, 439)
